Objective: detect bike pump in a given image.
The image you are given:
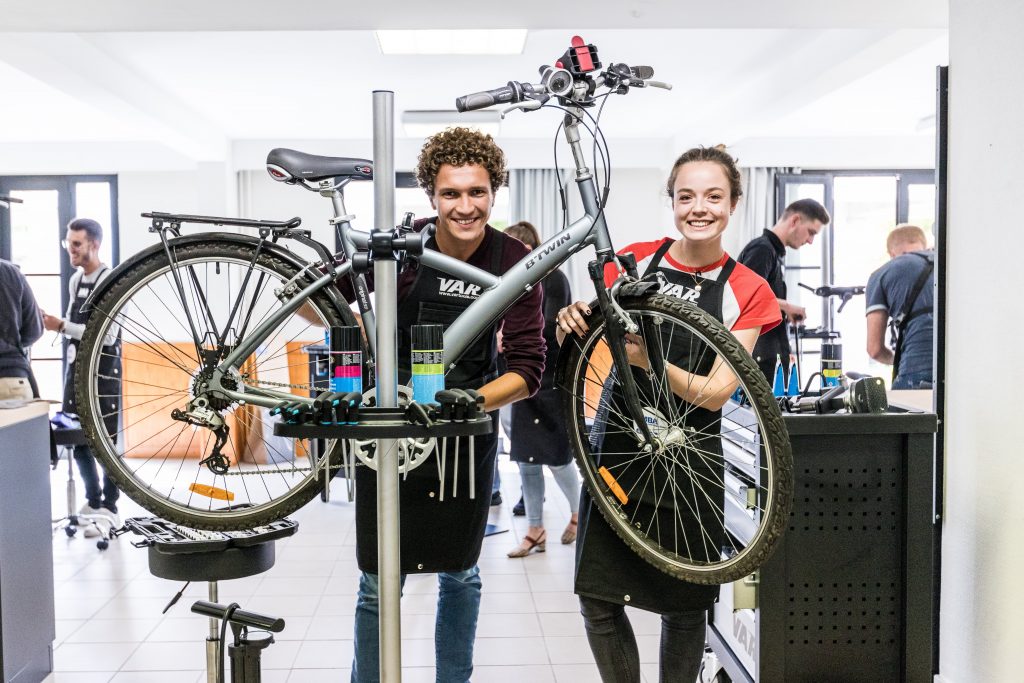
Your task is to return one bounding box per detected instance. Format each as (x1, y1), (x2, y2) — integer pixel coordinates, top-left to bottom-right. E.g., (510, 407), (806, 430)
(371, 89), (403, 682)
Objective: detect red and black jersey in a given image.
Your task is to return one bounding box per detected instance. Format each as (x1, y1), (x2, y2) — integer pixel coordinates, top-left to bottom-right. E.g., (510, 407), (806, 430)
(604, 237), (781, 335)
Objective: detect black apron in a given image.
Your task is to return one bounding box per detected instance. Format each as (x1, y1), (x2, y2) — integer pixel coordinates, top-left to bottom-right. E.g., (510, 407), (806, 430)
(510, 269), (572, 468)
(575, 240), (731, 613)
(63, 268), (121, 439)
(354, 237), (501, 574)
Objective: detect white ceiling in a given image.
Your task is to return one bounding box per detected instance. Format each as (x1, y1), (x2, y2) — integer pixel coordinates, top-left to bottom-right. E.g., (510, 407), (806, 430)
(0, 1), (948, 172)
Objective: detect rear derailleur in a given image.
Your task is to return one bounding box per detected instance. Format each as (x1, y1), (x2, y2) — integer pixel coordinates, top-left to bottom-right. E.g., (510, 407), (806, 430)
(170, 401), (232, 475)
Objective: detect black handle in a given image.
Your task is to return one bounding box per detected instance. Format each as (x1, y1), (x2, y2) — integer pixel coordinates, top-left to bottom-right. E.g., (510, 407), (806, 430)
(191, 600), (285, 633)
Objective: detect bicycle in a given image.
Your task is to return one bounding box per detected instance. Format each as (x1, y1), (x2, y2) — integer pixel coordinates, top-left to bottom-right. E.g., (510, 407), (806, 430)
(75, 37), (792, 585)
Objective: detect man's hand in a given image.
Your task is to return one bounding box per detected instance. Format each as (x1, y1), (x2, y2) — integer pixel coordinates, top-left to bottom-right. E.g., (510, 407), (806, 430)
(42, 312), (64, 332)
(779, 300), (806, 323)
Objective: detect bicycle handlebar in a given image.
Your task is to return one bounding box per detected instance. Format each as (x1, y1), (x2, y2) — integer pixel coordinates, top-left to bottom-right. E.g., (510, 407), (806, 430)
(455, 38), (670, 113)
(455, 81), (544, 112)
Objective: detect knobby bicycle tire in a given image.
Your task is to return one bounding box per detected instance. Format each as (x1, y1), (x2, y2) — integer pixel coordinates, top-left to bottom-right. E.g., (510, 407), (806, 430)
(76, 240), (357, 529)
(557, 293), (792, 584)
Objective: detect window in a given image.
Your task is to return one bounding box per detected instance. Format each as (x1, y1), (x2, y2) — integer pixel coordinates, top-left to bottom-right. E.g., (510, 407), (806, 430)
(776, 170), (935, 384)
(0, 176), (119, 401)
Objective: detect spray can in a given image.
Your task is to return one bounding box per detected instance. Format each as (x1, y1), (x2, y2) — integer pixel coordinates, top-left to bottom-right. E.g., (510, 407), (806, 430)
(821, 339), (843, 388)
(411, 324), (445, 404)
(329, 326), (362, 395)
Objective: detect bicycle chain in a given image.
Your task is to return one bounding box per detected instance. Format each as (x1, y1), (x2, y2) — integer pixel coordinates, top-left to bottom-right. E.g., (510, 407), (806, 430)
(240, 374), (328, 392)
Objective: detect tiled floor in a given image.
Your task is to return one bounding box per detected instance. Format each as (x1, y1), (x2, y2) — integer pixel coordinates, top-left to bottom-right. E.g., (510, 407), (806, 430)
(43, 460), (670, 682)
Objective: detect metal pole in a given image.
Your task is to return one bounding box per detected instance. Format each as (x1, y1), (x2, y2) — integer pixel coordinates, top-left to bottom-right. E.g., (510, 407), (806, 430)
(372, 89), (402, 683)
(206, 581), (219, 683)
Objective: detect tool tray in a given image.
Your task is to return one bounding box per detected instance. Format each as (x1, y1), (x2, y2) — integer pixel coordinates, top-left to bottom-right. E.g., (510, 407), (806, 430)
(120, 517), (298, 554)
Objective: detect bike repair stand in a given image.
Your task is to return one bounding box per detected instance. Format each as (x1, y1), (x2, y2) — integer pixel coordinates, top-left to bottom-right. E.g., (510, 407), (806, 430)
(274, 91), (491, 683)
(117, 517), (297, 683)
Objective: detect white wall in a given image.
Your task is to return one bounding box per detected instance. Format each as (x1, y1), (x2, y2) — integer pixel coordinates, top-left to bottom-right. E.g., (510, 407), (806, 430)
(117, 170), (215, 258)
(938, 2), (1024, 682)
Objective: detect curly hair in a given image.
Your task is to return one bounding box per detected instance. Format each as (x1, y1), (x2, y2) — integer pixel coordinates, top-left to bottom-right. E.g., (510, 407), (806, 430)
(415, 127), (508, 196)
(665, 145), (743, 205)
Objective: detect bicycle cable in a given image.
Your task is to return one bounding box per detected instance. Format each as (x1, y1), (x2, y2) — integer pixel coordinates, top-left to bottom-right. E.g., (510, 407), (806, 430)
(540, 95), (613, 261)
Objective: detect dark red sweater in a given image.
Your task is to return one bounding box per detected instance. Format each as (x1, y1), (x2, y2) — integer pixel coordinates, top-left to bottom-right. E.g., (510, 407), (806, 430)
(335, 218), (546, 397)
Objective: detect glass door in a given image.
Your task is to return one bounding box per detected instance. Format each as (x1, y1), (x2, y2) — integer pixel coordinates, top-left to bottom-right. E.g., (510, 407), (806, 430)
(0, 176), (118, 402)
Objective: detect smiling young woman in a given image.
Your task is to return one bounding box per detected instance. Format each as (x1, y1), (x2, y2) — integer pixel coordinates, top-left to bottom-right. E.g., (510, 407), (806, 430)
(555, 145), (783, 683)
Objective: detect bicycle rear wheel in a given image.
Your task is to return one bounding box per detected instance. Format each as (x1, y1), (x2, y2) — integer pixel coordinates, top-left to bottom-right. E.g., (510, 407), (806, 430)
(557, 293), (792, 584)
(75, 239), (357, 529)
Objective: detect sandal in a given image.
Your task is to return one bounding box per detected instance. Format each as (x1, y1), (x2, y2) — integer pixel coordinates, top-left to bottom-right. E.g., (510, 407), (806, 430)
(507, 530), (547, 558)
(561, 516), (578, 545)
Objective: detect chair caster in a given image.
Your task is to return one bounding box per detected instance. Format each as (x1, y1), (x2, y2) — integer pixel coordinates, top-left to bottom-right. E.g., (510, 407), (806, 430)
(65, 526), (77, 538)
(97, 539), (109, 550)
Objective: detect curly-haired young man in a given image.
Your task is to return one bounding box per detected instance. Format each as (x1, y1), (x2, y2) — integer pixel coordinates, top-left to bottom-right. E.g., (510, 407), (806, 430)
(346, 127), (546, 683)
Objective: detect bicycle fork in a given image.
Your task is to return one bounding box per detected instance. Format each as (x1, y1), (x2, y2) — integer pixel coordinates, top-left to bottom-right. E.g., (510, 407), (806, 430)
(587, 259), (660, 451)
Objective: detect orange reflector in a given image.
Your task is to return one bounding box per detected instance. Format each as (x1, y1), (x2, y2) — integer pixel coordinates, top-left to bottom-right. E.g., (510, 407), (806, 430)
(599, 466), (628, 505)
(189, 483), (235, 501)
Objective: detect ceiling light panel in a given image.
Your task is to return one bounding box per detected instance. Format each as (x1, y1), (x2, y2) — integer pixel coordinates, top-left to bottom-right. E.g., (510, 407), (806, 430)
(376, 29), (527, 55)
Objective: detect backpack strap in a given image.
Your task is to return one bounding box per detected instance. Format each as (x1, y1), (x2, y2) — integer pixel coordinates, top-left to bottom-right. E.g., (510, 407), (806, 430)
(890, 252), (934, 381)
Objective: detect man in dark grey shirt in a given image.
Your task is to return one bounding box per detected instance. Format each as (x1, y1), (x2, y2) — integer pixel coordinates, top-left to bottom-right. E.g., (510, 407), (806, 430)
(866, 225), (934, 389)
(0, 258), (44, 399)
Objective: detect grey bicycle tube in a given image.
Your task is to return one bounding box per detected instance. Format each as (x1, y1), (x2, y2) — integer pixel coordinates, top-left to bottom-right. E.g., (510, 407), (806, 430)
(437, 212), (595, 371)
(372, 89), (403, 683)
(331, 190), (378, 358)
(211, 265), (348, 408)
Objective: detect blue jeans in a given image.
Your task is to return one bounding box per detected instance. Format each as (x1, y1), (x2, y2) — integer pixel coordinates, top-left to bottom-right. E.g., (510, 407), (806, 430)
(519, 462), (580, 528)
(352, 567), (482, 683)
(73, 445), (119, 513)
(892, 373), (933, 390)
(579, 595), (706, 683)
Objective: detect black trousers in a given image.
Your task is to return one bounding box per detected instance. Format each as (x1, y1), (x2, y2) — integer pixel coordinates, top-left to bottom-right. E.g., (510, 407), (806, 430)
(578, 595), (706, 683)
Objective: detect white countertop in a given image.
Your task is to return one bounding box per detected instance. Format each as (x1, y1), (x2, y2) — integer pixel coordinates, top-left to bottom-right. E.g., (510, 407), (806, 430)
(0, 400), (51, 429)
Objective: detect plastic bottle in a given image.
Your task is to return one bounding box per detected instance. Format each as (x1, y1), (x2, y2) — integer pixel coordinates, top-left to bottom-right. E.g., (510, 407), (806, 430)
(772, 356), (786, 397)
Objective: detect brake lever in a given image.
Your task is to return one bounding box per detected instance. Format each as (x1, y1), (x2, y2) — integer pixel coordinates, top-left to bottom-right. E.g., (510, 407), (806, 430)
(644, 80), (672, 90)
(500, 99), (544, 118)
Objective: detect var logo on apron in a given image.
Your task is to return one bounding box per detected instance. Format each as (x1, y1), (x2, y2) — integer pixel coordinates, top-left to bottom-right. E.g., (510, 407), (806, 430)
(660, 281), (701, 302)
(436, 277), (481, 299)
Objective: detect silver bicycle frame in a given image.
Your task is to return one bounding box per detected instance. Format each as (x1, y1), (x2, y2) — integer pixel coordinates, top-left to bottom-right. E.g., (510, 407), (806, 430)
(211, 108), (613, 407)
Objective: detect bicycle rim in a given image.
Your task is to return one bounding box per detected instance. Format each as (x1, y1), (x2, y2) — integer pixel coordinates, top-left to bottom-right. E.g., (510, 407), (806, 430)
(559, 293), (792, 584)
(76, 241), (355, 529)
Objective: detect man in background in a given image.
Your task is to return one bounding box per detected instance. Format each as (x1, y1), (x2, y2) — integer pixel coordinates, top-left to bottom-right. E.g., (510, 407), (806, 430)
(0, 258), (44, 399)
(865, 224), (934, 389)
(43, 218), (122, 534)
(738, 198), (831, 382)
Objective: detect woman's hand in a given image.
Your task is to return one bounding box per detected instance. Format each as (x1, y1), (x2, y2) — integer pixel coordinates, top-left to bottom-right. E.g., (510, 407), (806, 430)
(555, 301), (592, 345)
(623, 333), (650, 370)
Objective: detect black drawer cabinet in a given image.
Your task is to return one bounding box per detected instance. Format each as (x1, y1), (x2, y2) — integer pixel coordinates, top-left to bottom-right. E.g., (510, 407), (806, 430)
(709, 407), (938, 683)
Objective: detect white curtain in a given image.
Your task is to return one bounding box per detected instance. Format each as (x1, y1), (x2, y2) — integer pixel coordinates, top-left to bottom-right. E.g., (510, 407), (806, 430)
(508, 168), (589, 298)
(726, 167), (786, 256)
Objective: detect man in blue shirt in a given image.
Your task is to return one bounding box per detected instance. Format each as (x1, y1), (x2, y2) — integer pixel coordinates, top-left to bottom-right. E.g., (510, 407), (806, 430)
(865, 224), (935, 389)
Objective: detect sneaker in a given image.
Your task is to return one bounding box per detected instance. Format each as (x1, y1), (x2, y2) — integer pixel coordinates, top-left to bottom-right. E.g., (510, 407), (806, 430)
(490, 490), (503, 506)
(98, 508), (121, 527)
(78, 503), (103, 517)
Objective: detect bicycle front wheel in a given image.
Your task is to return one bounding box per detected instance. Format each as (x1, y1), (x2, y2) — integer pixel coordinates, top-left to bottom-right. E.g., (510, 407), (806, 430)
(76, 238), (357, 529)
(558, 293), (792, 585)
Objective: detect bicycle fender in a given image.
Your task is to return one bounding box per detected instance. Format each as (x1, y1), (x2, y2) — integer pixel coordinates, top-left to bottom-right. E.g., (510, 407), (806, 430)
(81, 231), (349, 319)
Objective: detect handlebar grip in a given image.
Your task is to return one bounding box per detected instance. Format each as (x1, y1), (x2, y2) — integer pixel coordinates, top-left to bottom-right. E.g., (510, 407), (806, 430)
(455, 84), (516, 112)
(191, 601), (286, 632)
